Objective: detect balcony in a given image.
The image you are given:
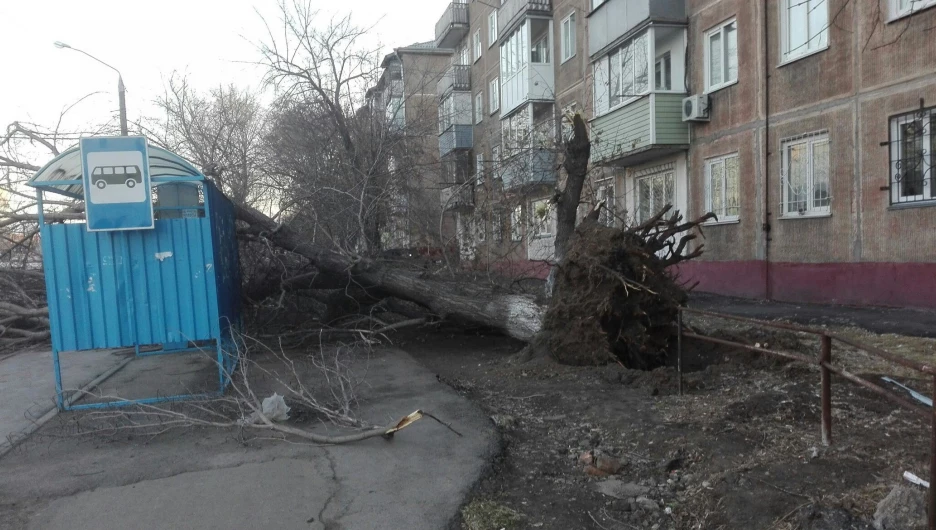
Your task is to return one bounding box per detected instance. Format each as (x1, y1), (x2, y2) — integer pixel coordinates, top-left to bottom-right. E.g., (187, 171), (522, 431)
(440, 184), (474, 213)
(588, 0), (686, 57)
(590, 93), (689, 166)
(439, 126), (473, 158)
(498, 0), (551, 38)
(435, 1), (469, 49)
(437, 65), (471, 97)
(501, 149), (557, 191)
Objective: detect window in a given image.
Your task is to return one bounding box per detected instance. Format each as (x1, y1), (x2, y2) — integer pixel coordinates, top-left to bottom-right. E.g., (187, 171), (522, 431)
(488, 11), (498, 46)
(493, 210), (505, 242)
(475, 215), (486, 242)
(596, 179), (615, 227)
(889, 107), (935, 204)
(387, 97), (404, 129)
(510, 205), (523, 241)
(530, 199), (555, 237)
(781, 133), (830, 217)
(490, 78), (500, 114)
(636, 170), (674, 223)
(475, 92), (484, 124)
(705, 19), (738, 92)
(500, 23), (530, 80)
(531, 33), (550, 63)
(704, 153), (740, 222)
(502, 109), (531, 155)
(892, 0), (936, 19)
(456, 43), (470, 66)
(561, 103), (577, 142)
(561, 12), (576, 63)
(491, 145), (500, 176)
(781, 0), (828, 63)
(655, 52), (672, 91)
(476, 152), (485, 184)
(609, 32), (649, 107)
(473, 31), (482, 62)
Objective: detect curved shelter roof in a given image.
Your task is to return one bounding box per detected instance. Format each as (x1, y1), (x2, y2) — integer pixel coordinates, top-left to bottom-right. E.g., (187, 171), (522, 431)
(27, 143), (204, 199)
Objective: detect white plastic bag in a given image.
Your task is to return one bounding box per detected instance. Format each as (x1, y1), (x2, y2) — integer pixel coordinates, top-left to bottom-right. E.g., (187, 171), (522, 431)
(244, 393), (291, 424)
(261, 392), (291, 421)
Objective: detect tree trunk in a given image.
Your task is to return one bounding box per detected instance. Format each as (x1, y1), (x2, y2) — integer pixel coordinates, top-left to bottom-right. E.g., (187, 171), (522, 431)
(546, 113), (591, 297)
(235, 205), (544, 341)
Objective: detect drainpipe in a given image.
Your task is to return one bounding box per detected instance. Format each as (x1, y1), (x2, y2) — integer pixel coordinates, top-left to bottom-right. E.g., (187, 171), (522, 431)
(762, 0), (772, 300)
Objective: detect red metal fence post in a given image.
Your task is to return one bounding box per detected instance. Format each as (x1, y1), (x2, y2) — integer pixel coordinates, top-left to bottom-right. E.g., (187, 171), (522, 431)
(929, 374), (936, 530)
(820, 334), (832, 446)
(677, 310), (683, 397)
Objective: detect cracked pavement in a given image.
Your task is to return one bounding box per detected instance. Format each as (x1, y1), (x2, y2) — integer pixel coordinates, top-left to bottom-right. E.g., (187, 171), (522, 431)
(0, 348), (498, 530)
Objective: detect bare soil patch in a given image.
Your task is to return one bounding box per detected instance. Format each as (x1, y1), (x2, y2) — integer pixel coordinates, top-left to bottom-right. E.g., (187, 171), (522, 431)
(401, 319), (931, 530)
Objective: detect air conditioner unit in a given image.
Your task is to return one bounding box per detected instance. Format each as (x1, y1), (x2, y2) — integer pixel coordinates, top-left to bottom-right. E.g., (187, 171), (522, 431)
(682, 94), (711, 122)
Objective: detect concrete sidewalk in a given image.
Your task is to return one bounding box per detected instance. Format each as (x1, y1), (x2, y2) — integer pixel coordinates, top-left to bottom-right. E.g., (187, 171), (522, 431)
(0, 348), (129, 453)
(689, 292), (936, 338)
(0, 347), (498, 530)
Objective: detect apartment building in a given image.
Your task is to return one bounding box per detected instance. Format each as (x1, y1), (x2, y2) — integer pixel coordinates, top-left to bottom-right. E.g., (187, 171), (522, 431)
(366, 43), (453, 251)
(396, 0), (936, 309)
(679, 0), (936, 309)
(434, 0), (590, 272)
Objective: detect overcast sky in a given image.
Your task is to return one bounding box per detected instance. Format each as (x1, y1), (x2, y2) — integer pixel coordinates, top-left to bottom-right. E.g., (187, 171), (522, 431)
(0, 0), (448, 140)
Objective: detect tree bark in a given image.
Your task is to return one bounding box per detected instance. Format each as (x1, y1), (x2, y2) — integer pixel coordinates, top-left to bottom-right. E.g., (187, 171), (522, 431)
(546, 113), (591, 296)
(235, 204), (544, 341)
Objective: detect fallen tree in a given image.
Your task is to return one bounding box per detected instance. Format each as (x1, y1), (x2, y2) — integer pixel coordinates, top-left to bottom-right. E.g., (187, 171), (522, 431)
(234, 115), (712, 367)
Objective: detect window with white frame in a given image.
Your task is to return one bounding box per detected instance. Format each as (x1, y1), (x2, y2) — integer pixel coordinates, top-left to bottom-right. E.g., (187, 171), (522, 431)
(488, 11), (498, 46)
(655, 52), (672, 91)
(889, 107), (935, 204)
(490, 78), (500, 114)
(636, 170), (674, 223)
(781, 133), (830, 216)
(609, 32), (649, 107)
(476, 151), (485, 185)
(705, 19), (738, 92)
(596, 179), (615, 227)
(705, 153), (740, 222)
(531, 30), (550, 64)
(510, 205), (523, 241)
(530, 198), (555, 237)
(475, 91), (484, 124)
(473, 31), (482, 62)
(892, 0), (936, 19)
(561, 12), (576, 63)
(781, 0), (828, 63)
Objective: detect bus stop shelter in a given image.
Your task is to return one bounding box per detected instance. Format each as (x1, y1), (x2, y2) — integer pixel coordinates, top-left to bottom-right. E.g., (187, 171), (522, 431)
(26, 137), (241, 410)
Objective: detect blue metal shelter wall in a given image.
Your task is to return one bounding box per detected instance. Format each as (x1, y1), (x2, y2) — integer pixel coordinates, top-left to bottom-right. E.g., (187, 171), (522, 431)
(41, 217), (220, 352)
(205, 182), (241, 337)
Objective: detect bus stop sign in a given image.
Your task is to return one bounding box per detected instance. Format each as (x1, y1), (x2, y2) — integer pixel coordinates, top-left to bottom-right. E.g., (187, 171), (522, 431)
(80, 136), (154, 231)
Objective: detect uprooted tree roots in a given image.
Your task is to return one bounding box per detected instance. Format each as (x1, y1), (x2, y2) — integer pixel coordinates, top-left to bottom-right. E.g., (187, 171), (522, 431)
(529, 206), (715, 369)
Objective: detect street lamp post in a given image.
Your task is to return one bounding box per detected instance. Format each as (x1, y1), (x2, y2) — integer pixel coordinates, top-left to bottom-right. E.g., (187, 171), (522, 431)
(53, 41), (128, 136)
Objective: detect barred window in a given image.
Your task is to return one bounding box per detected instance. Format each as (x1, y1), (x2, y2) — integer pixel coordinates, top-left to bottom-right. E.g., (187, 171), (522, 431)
(636, 170), (674, 224)
(889, 107), (935, 205)
(596, 179), (615, 227)
(781, 132), (830, 216)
